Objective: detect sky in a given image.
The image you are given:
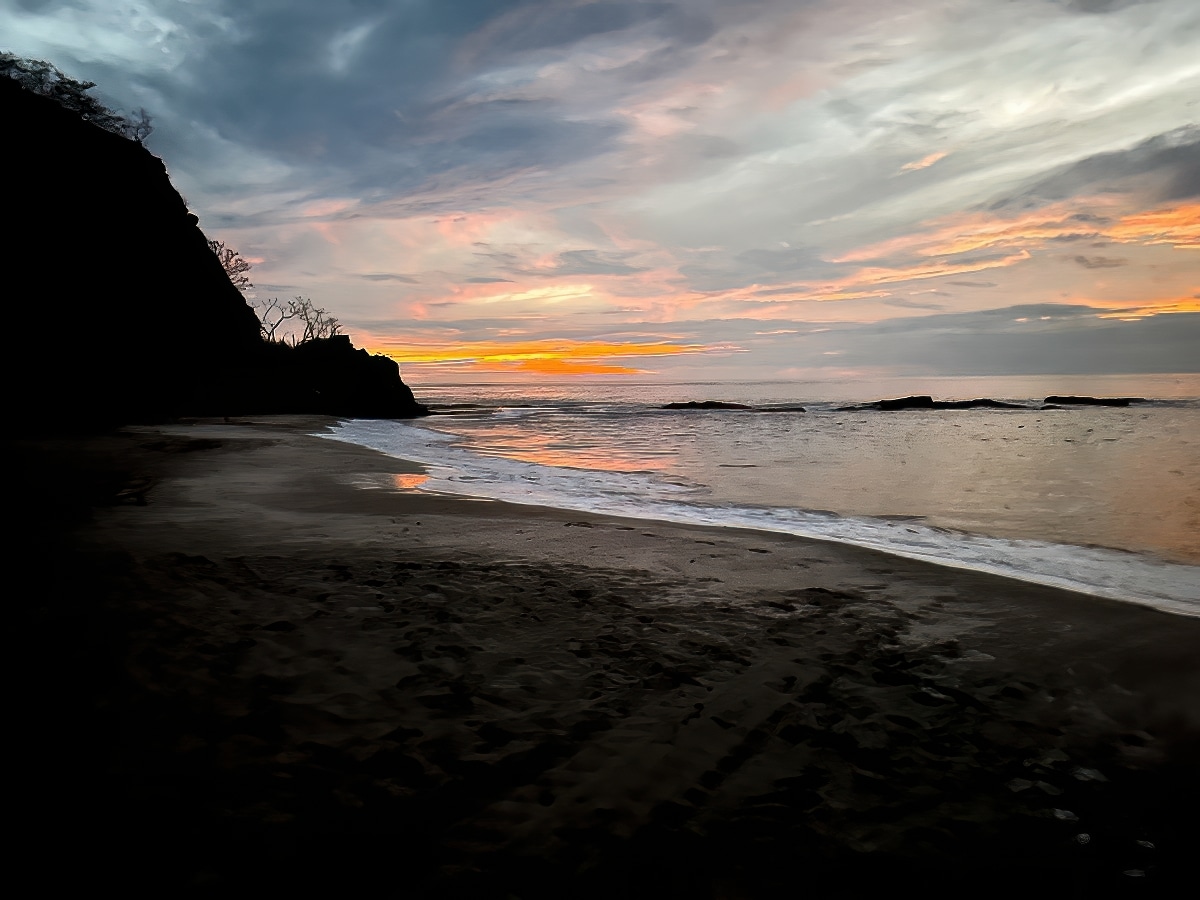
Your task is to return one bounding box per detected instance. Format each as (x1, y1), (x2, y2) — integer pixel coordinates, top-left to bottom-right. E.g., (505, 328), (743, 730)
(3, 0), (1198, 382)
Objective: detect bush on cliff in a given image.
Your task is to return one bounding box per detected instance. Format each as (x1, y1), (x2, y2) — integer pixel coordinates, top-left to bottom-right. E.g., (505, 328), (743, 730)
(1, 52), (152, 142)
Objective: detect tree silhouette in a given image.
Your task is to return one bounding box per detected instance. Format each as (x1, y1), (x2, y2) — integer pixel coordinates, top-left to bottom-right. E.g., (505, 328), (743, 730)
(207, 239), (253, 292)
(0, 52), (153, 142)
(291, 296), (341, 342)
(251, 296), (340, 344)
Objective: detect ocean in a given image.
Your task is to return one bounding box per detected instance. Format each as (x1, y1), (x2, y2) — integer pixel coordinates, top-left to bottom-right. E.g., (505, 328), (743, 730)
(321, 374), (1200, 617)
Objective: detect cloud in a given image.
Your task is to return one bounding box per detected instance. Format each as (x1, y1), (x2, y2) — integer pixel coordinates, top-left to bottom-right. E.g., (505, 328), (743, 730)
(359, 273), (419, 283)
(365, 335), (723, 378)
(1062, 0), (1144, 14)
(900, 150), (948, 172)
(535, 249), (648, 277)
(998, 126), (1200, 208)
(1072, 255), (1127, 268)
(883, 297), (946, 310)
(6, 0), (1198, 379)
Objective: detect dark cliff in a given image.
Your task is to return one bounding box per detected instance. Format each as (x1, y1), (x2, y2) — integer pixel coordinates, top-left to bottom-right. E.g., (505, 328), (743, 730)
(1, 76), (425, 429)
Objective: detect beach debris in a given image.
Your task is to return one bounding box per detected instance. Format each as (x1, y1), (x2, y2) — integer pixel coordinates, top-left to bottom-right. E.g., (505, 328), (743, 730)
(1075, 833), (1091, 845)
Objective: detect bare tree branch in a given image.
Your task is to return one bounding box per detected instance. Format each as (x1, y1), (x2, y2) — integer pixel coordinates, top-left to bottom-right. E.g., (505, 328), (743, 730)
(207, 239), (253, 292)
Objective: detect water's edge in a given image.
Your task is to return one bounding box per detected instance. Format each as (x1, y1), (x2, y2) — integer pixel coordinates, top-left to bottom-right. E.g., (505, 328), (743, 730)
(319, 421), (1200, 619)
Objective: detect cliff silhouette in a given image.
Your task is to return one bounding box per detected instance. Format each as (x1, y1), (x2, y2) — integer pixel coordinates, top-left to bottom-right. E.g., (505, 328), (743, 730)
(1, 75), (426, 430)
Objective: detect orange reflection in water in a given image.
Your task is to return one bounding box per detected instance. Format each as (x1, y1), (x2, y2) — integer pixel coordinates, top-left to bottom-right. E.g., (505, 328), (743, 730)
(390, 473), (430, 491)
(463, 422), (677, 473)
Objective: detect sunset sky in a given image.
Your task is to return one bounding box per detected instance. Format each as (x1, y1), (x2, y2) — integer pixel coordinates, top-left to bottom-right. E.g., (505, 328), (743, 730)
(4, 0), (1197, 381)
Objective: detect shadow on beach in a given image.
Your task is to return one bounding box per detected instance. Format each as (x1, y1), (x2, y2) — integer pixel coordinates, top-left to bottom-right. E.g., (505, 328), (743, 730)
(10, 421), (1199, 898)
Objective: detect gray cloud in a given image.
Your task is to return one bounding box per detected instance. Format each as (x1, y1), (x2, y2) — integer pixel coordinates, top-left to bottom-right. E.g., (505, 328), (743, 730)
(543, 249), (648, 276)
(1061, 0), (1141, 12)
(736, 245), (822, 275)
(883, 297), (946, 310)
(997, 126), (1200, 208)
(359, 273), (420, 283)
(462, 2), (679, 58)
(656, 305), (1200, 376)
(1072, 255), (1127, 269)
(830, 309), (1200, 375)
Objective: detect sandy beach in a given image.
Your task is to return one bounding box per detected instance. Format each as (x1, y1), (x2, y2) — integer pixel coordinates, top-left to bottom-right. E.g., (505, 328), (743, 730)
(11, 417), (1199, 897)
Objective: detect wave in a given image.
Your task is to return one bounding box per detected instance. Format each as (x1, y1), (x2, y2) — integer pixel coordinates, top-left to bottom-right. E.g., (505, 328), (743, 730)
(321, 419), (1200, 618)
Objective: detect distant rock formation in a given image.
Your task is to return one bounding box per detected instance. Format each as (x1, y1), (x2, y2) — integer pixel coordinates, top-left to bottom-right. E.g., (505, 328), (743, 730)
(1, 75), (426, 430)
(662, 401), (754, 410)
(839, 396), (1030, 411)
(1043, 396), (1147, 407)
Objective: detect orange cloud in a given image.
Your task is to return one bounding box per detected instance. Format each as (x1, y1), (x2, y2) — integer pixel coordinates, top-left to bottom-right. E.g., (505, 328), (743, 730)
(830, 202), (1112, 262)
(900, 150), (948, 172)
(1091, 296), (1200, 320)
(699, 250), (1030, 306)
(365, 338), (720, 376)
(833, 200), (1199, 264)
(1108, 204), (1200, 249)
(832, 250), (1031, 289)
(474, 358), (648, 376)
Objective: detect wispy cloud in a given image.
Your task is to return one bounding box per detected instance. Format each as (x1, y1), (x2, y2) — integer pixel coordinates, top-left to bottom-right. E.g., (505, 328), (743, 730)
(900, 150), (948, 172)
(4, 0), (1197, 378)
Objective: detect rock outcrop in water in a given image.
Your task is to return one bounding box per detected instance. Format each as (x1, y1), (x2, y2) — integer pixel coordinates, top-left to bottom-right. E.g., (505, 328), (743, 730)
(838, 396), (1030, 411)
(1043, 396), (1147, 407)
(1, 75), (426, 430)
(662, 401), (754, 410)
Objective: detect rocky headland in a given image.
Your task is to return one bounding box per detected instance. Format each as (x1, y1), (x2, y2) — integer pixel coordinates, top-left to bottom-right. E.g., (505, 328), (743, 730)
(1, 75), (425, 431)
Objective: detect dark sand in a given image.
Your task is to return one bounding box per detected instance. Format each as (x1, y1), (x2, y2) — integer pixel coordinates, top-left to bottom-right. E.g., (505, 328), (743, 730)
(10, 418), (1200, 897)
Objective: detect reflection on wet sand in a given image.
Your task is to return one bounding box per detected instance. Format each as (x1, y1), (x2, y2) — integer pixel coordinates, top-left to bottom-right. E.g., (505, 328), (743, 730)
(391, 473), (429, 491)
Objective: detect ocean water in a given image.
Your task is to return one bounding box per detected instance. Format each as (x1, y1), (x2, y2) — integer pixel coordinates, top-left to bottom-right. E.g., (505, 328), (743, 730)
(322, 374), (1200, 617)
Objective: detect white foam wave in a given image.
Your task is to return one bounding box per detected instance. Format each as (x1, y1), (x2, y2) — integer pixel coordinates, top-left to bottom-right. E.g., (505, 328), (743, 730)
(322, 419), (1200, 617)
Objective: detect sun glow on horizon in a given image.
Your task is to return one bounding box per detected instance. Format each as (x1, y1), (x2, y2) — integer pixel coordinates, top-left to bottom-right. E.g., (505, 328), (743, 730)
(364, 337), (725, 377)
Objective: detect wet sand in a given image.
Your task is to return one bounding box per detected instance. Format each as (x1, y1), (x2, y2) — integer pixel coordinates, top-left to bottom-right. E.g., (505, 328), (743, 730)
(10, 417), (1200, 897)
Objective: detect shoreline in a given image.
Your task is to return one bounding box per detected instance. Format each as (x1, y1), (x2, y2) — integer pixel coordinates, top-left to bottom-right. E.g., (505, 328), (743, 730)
(12, 416), (1200, 896)
(322, 417), (1200, 617)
